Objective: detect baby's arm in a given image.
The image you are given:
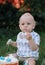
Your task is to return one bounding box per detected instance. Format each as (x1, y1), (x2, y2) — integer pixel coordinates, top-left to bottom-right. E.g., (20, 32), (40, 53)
(28, 38), (39, 51)
(6, 39), (17, 47)
(25, 33), (40, 51)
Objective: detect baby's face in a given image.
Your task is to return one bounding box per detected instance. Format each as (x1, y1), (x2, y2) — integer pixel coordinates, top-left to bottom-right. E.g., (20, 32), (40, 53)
(19, 18), (35, 33)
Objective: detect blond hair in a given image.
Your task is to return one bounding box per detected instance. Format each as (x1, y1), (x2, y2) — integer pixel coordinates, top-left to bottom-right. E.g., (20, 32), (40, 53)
(19, 13), (36, 25)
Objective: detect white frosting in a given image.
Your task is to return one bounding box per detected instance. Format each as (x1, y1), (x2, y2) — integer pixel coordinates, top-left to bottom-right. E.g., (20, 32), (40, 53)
(0, 55), (19, 64)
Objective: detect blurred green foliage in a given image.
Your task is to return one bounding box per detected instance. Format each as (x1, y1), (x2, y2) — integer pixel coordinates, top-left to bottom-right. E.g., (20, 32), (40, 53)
(0, 0), (45, 39)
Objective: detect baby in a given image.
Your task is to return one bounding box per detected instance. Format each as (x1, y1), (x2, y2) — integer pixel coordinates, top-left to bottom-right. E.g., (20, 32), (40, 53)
(7, 13), (40, 65)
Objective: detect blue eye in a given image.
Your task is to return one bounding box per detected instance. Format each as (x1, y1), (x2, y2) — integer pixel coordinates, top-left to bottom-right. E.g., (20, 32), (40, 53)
(27, 23), (31, 25)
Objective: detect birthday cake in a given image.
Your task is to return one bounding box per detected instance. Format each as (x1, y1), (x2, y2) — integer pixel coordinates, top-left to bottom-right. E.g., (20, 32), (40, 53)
(0, 54), (19, 65)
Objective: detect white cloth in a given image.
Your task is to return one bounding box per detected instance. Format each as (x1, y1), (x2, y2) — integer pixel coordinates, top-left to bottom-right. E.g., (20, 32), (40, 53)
(16, 31), (40, 58)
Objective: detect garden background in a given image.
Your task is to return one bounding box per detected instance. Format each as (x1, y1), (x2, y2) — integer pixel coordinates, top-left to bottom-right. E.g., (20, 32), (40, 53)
(0, 0), (45, 65)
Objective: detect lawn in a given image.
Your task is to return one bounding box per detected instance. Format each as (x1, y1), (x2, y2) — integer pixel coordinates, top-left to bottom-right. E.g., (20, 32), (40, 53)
(0, 31), (45, 65)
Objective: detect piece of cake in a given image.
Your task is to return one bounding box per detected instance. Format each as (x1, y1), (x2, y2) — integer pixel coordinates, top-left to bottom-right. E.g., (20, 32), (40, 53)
(0, 55), (19, 65)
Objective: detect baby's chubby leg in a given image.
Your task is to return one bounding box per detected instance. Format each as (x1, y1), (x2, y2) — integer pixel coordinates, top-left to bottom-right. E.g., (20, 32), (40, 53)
(25, 58), (36, 65)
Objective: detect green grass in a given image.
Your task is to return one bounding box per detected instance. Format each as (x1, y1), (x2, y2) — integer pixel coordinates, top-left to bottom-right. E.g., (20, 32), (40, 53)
(0, 31), (45, 65)
(0, 36), (17, 56)
(39, 31), (45, 65)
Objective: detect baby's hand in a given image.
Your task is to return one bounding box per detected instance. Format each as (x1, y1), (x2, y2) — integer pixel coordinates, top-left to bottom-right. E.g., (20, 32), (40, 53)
(6, 39), (12, 45)
(25, 33), (32, 40)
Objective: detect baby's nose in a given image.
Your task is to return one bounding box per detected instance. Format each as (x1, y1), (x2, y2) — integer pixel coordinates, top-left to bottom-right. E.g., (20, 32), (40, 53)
(24, 24), (28, 27)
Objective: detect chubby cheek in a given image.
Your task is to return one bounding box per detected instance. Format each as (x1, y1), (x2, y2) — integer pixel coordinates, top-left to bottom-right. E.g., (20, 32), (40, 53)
(28, 27), (33, 32)
(30, 25), (34, 29)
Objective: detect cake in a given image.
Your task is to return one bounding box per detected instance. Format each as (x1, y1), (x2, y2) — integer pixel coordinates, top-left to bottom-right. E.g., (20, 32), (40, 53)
(0, 54), (19, 65)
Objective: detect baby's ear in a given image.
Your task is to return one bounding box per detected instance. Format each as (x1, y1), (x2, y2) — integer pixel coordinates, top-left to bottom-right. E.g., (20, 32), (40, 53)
(33, 21), (36, 29)
(33, 23), (36, 29)
(19, 24), (21, 30)
(19, 24), (20, 27)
